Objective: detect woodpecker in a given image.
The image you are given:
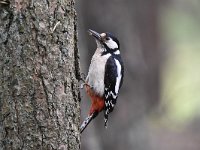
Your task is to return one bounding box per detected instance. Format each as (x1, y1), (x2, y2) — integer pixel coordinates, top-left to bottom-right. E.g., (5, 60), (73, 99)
(80, 29), (124, 133)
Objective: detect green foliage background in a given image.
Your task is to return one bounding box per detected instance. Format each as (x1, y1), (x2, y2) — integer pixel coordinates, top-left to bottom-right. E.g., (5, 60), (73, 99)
(161, 2), (200, 126)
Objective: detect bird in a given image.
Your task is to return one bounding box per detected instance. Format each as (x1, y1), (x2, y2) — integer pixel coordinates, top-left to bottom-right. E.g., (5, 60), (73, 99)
(80, 29), (124, 133)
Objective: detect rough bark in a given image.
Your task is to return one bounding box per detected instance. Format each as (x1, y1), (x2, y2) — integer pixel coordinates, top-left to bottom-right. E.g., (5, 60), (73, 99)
(0, 0), (80, 149)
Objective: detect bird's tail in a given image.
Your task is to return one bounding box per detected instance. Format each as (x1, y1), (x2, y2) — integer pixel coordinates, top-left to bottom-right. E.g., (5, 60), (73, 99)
(104, 109), (109, 128)
(80, 111), (98, 133)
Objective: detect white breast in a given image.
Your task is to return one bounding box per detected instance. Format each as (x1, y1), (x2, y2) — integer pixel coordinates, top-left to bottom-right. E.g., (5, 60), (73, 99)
(86, 48), (111, 96)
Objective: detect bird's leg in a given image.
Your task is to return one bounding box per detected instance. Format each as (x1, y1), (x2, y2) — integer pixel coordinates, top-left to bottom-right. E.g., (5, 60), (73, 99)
(79, 72), (87, 82)
(79, 73), (93, 89)
(80, 111), (98, 133)
(79, 73), (88, 89)
(79, 82), (91, 89)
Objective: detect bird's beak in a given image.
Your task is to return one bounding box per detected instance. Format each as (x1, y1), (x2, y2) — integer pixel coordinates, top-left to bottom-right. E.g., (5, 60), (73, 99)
(88, 29), (102, 41)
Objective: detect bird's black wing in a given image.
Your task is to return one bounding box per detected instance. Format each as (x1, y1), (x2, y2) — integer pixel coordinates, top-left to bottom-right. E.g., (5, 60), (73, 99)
(104, 55), (124, 127)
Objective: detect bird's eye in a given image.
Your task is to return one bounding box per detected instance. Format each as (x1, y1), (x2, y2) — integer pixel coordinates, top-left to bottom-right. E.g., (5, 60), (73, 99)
(105, 37), (109, 40)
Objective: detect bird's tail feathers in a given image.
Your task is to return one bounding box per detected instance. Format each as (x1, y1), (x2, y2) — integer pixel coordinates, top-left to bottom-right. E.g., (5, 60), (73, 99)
(80, 111), (98, 133)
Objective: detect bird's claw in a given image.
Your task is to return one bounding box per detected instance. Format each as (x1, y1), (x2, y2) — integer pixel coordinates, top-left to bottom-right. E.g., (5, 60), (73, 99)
(79, 83), (87, 89)
(79, 83), (93, 89)
(79, 73), (87, 82)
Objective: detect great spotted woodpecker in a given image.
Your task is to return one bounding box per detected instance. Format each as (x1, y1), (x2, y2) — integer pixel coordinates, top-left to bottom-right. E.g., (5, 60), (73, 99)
(80, 29), (124, 133)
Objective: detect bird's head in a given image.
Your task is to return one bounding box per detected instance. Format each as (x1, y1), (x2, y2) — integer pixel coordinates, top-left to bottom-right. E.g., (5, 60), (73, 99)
(88, 29), (120, 53)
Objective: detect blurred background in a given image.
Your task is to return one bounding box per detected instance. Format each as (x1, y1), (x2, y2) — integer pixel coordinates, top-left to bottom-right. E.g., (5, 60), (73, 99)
(76, 0), (200, 149)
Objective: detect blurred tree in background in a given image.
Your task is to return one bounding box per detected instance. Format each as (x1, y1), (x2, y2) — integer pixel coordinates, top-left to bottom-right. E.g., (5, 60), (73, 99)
(78, 0), (160, 149)
(77, 0), (200, 150)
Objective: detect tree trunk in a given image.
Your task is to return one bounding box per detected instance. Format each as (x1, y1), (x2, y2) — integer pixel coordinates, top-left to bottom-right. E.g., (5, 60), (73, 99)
(0, 0), (80, 149)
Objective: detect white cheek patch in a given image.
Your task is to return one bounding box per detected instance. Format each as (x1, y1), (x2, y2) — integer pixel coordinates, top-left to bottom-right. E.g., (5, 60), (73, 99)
(105, 39), (118, 49)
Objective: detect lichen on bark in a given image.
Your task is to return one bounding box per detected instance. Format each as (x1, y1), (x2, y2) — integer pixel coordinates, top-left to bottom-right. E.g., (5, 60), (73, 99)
(0, 0), (80, 149)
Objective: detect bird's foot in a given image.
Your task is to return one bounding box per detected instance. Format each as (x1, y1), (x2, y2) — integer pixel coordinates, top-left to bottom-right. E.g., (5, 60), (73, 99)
(79, 83), (94, 90)
(79, 83), (89, 89)
(79, 73), (87, 82)
(79, 73), (87, 89)
(79, 73), (93, 89)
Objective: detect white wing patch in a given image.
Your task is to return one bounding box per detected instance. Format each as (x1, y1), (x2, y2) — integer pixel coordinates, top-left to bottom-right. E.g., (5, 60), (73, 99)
(104, 57), (123, 127)
(114, 59), (122, 94)
(105, 38), (118, 49)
